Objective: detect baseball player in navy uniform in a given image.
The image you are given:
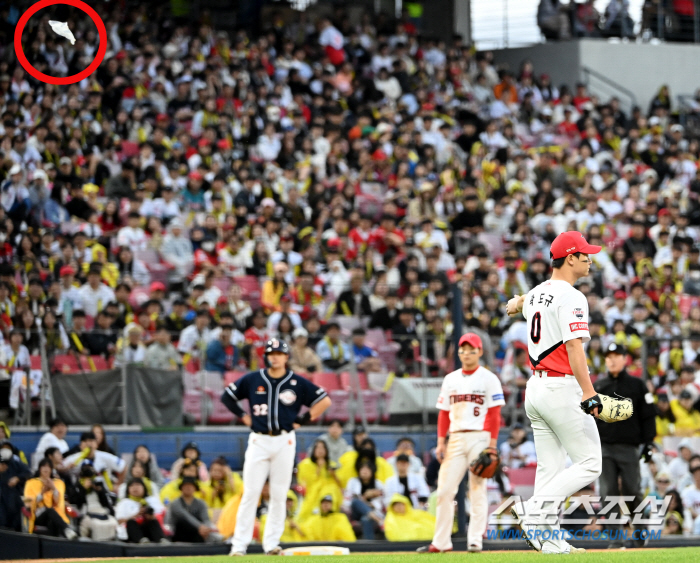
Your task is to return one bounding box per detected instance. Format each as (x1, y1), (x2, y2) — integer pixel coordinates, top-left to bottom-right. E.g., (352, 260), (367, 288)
(221, 339), (332, 555)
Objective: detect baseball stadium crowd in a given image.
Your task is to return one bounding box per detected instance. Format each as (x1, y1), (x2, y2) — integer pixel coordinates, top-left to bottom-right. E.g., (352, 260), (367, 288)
(3, 0), (700, 546)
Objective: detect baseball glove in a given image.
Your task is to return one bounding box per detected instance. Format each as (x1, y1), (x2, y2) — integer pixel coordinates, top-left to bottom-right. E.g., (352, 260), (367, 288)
(580, 393), (633, 423)
(470, 447), (500, 478)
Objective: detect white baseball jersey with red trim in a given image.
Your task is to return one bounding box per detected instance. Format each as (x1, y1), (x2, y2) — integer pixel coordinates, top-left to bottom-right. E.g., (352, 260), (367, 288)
(522, 279), (591, 374)
(436, 366), (505, 432)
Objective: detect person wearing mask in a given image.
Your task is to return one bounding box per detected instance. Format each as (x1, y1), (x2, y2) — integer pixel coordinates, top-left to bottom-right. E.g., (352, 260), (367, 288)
(383, 454), (430, 509)
(23, 458), (76, 538)
(0, 441), (32, 531)
(167, 476), (222, 543)
(593, 343), (657, 547)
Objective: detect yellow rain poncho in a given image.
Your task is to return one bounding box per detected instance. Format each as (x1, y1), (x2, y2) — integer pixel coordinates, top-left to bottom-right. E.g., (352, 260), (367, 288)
(296, 457), (343, 520)
(336, 451), (394, 488)
(384, 493), (435, 541)
(259, 490), (306, 542)
(301, 505), (356, 541)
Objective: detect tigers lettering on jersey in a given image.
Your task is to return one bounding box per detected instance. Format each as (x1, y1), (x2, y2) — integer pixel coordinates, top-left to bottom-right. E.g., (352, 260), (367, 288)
(450, 393), (485, 405)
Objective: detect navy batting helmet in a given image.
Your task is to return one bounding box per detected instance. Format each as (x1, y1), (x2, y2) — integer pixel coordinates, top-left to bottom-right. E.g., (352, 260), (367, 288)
(265, 338), (289, 355)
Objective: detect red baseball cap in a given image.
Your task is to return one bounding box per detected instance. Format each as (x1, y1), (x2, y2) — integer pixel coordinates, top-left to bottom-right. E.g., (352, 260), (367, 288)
(150, 281), (166, 292)
(458, 333), (482, 350)
(59, 266), (75, 277)
(614, 290), (627, 300)
(549, 231), (602, 260)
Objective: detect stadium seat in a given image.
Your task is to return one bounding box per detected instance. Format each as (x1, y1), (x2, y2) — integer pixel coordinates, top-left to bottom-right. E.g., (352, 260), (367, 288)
(183, 390), (210, 424)
(87, 356), (109, 371)
(224, 371), (246, 386)
(356, 390), (382, 423)
(206, 390), (235, 424)
(213, 277), (232, 294)
(312, 372), (341, 391)
(52, 354), (80, 373)
(365, 329), (387, 349)
(233, 276), (261, 308)
(30, 356), (42, 370)
(119, 140), (140, 158)
(339, 371), (369, 391)
(326, 390), (351, 422)
(377, 343), (400, 372)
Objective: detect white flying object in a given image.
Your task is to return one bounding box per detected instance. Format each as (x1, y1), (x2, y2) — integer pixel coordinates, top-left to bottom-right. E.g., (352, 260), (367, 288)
(48, 21), (76, 45)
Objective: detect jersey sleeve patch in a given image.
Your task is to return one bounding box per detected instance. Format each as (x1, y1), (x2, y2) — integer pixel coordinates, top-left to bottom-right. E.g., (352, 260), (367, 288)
(645, 392), (654, 404)
(492, 393), (504, 401)
(569, 322), (589, 332)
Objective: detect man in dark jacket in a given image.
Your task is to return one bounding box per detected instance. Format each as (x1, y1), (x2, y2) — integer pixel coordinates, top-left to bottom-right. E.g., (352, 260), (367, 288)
(336, 273), (372, 317)
(369, 290), (400, 330)
(167, 477), (221, 543)
(0, 441), (32, 531)
(593, 343), (656, 547)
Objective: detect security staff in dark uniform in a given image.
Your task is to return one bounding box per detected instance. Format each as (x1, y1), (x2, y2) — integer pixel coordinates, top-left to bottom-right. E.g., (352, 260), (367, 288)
(593, 343), (656, 546)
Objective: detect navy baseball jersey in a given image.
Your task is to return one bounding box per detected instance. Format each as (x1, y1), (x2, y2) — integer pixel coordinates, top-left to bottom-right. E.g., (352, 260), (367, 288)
(221, 369), (327, 433)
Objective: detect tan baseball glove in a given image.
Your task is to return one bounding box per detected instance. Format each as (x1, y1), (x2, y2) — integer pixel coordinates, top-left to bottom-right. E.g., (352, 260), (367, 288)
(580, 393), (633, 423)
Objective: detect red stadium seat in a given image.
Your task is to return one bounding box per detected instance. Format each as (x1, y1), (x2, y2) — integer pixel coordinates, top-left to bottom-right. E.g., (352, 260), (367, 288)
(312, 372), (341, 391)
(119, 140), (140, 158)
(326, 390), (350, 422)
(53, 355), (80, 373)
(224, 371), (246, 386)
(30, 356), (42, 370)
(339, 371), (369, 391)
(206, 390), (235, 424)
(233, 276), (261, 308)
(183, 390), (208, 424)
(356, 390), (381, 423)
(90, 356), (109, 371)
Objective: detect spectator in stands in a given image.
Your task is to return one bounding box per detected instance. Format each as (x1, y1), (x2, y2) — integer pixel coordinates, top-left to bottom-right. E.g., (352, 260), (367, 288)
(351, 328), (383, 374)
(336, 273), (372, 317)
(261, 261), (289, 314)
(78, 266), (115, 318)
(145, 325), (181, 370)
(167, 477), (221, 543)
(383, 454), (430, 509)
(258, 490), (304, 543)
(297, 439), (343, 520)
(178, 309), (211, 364)
(369, 289), (400, 331)
(161, 220), (194, 288)
(161, 458), (204, 505)
(170, 442), (209, 483)
(337, 437), (394, 488)
(200, 457), (242, 516)
(670, 390), (700, 436)
(115, 478), (166, 543)
(0, 441), (31, 531)
(0, 423), (28, 465)
(392, 308), (418, 376)
(343, 461), (385, 539)
(67, 464), (117, 541)
(23, 458), (76, 538)
(289, 327), (323, 376)
(310, 420), (351, 464)
(117, 460), (160, 500)
(115, 324), (146, 366)
(316, 322), (351, 371)
(63, 431), (126, 492)
(205, 322), (237, 375)
(5, 329), (32, 410)
(33, 418), (69, 468)
(387, 437), (424, 476)
(662, 511), (684, 536)
(85, 310), (117, 359)
(41, 309), (69, 355)
(14, 309), (40, 354)
(303, 495), (356, 541)
(669, 440), (695, 486)
(384, 494), (436, 541)
(91, 424), (115, 455)
(42, 448), (68, 486)
(128, 445), (163, 489)
(499, 423), (537, 469)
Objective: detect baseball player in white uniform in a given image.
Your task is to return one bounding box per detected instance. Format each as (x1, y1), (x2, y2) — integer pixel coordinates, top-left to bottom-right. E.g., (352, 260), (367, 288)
(418, 333), (505, 553)
(506, 231), (603, 555)
(221, 339), (332, 555)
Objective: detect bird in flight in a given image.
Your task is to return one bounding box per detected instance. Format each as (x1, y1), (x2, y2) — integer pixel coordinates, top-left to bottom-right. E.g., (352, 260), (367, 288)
(48, 21), (76, 45)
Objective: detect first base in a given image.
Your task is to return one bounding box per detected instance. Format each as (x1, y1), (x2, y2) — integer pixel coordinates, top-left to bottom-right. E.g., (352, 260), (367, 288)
(281, 546), (350, 556)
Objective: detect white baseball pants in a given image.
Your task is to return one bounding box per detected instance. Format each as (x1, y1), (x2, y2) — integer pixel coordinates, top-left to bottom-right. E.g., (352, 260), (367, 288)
(432, 430), (490, 550)
(231, 431), (296, 554)
(523, 374), (602, 553)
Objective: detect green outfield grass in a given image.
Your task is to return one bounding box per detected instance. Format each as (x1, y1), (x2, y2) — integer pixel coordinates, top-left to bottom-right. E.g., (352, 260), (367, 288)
(74, 546), (700, 563)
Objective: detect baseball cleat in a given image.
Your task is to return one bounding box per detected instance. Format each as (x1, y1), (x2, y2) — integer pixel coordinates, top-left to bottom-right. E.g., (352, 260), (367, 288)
(229, 546), (246, 556)
(511, 507), (542, 552)
(467, 544), (482, 552)
(417, 544), (452, 553)
(542, 545), (586, 554)
(266, 547), (282, 555)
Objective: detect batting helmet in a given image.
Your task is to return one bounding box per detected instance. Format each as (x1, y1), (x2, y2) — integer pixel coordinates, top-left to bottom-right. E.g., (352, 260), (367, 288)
(264, 338), (290, 355)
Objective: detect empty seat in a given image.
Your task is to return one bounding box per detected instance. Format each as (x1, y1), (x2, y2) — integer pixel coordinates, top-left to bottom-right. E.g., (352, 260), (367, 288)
(339, 371), (369, 391)
(53, 354), (80, 373)
(365, 329), (387, 348)
(224, 371), (246, 386)
(312, 372), (341, 391)
(206, 390), (235, 424)
(326, 390), (351, 422)
(183, 390), (210, 424)
(357, 390), (381, 423)
(30, 356), (42, 370)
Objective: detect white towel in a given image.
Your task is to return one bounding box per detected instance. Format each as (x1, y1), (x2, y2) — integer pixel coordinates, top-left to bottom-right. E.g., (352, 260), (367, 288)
(48, 21), (76, 45)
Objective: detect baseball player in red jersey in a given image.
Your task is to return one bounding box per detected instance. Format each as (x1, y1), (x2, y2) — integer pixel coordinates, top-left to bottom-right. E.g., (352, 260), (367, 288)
(417, 333), (505, 553)
(506, 231), (603, 555)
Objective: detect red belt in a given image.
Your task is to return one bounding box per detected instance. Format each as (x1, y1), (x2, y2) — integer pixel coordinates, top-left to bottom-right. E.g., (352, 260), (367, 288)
(533, 369), (570, 378)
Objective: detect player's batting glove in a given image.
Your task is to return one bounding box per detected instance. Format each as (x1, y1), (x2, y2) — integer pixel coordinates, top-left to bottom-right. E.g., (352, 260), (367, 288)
(640, 443), (654, 463)
(469, 447), (500, 478)
(294, 411), (312, 426)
